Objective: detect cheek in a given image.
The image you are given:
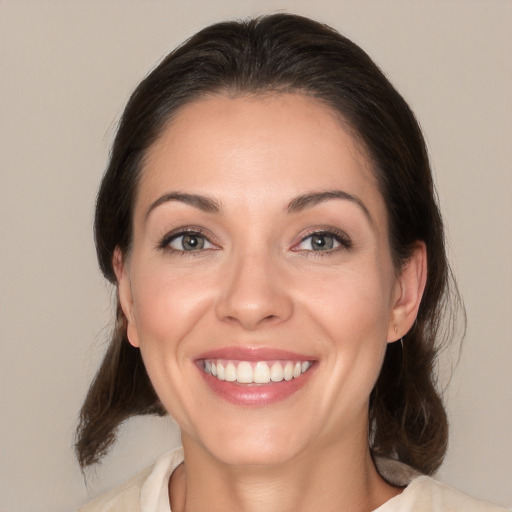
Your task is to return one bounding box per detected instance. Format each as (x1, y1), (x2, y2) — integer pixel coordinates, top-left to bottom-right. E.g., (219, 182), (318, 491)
(300, 265), (393, 398)
(302, 264), (393, 337)
(131, 264), (213, 346)
(128, 264), (215, 422)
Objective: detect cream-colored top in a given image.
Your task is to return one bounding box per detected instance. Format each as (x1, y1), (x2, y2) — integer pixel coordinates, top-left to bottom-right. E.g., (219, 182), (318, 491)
(78, 448), (507, 512)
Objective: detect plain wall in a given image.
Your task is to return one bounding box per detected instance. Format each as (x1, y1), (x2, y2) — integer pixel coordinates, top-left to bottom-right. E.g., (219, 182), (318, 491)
(0, 1), (511, 511)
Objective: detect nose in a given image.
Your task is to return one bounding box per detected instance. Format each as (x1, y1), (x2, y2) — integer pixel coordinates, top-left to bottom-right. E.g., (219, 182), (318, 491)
(215, 250), (293, 330)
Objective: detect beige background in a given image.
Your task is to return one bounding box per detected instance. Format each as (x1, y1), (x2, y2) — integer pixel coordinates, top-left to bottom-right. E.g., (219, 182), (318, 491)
(1, 1), (511, 511)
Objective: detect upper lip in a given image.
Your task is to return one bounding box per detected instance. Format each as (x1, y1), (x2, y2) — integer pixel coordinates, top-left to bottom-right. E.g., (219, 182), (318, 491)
(195, 346), (316, 362)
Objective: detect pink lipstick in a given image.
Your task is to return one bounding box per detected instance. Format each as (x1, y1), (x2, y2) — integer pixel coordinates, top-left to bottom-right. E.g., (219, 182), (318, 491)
(196, 347), (316, 406)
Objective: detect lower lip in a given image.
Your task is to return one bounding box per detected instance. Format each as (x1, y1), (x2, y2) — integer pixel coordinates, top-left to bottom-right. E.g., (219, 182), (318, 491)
(197, 364), (316, 406)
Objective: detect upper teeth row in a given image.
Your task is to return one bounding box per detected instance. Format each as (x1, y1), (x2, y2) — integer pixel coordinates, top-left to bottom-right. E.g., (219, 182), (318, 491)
(203, 360), (312, 384)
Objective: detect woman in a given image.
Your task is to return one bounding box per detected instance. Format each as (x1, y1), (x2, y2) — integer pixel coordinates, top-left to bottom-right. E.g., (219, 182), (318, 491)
(76, 13), (505, 512)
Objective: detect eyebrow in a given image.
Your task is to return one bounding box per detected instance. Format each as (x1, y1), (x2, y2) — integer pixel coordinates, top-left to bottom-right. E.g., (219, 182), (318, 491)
(145, 192), (221, 219)
(286, 190), (374, 226)
(145, 189), (373, 226)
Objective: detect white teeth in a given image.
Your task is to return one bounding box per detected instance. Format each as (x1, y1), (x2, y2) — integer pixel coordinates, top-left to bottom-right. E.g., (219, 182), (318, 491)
(204, 359), (312, 384)
(237, 361), (253, 383)
(270, 362), (284, 382)
(253, 362), (271, 383)
(225, 362), (237, 382)
(217, 362), (225, 381)
(283, 362), (294, 381)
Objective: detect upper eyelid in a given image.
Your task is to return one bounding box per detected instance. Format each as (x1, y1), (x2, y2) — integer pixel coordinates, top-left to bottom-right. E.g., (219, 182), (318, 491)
(296, 227), (351, 242)
(158, 227), (219, 249)
(157, 225), (351, 249)
(291, 228), (352, 251)
(162, 226), (214, 239)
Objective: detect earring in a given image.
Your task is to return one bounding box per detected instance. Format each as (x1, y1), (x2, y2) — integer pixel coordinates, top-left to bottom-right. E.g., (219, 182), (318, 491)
(393, 324), (404, 352)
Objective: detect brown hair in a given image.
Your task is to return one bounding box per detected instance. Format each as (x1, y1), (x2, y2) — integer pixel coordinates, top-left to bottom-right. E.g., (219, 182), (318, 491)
(76, 13), (462, 474)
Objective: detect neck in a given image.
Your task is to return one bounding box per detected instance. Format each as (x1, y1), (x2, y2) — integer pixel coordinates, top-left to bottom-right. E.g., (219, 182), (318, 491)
(170, 435), (400, 512)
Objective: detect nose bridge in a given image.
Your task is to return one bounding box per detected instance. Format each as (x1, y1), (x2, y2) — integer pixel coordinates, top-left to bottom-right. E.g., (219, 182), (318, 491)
(215, 244), (292, 329)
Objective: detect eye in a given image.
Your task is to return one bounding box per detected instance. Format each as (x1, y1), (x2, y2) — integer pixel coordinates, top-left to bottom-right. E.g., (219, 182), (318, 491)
(294, 230), (351, 253)
(161, 230), (216, 252)
(298, 233), (340, 251)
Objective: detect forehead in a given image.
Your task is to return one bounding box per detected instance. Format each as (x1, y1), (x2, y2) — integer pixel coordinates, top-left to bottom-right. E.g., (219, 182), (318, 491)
(136, 93), (383, 219)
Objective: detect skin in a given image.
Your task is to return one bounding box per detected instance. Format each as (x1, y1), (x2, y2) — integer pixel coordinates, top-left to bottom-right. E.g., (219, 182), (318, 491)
(114, 93), (427, 512)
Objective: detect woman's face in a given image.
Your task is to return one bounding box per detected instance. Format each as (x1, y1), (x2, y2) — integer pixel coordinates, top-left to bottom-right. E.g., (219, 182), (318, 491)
(116, 93), (421, 466)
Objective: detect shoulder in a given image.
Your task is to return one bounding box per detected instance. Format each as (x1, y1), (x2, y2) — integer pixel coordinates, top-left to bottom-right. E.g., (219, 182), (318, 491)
(376, 476), (508, 512)
(374, 457), (508, 512)
(78, 448), (184, 512)
(78, 466), (152, 512)
(397, 476), (509, 512)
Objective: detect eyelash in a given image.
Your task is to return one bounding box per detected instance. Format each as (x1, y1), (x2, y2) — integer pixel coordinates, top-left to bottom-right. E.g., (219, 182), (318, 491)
(157, 227), (352, 256)
(292, 228), (352, 256)
(157, 227), (217, 255)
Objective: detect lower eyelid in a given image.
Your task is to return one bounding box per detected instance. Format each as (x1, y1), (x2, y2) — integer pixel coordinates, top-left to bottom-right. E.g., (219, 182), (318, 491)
(294, 231), (352, 251)
(170, 234), (212, 250)
(158, 229), (215, 251)
(158, 228), (351, 253)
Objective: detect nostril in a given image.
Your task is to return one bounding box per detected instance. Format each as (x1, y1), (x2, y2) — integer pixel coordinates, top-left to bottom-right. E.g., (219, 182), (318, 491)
(221, 312), (281, 330)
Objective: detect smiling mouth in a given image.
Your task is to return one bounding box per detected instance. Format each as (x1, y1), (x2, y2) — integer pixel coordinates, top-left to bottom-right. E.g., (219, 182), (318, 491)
(200, 359), (313, 384)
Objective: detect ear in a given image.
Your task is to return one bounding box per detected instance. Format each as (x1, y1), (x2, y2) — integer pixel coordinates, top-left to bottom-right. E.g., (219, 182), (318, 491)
(113, 247), (140, 348)
(387, 242), (427, 342)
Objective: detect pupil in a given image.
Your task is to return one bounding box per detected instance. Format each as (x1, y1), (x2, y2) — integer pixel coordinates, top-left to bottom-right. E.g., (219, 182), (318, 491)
(183, 234), (203, 250)
(312, 234), (333, 250)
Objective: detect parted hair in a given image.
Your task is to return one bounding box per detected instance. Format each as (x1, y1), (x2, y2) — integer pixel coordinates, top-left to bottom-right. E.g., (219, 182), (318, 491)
(76, 13), (462, 474)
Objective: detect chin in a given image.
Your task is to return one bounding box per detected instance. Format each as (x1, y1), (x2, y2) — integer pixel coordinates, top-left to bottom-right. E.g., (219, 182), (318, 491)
(188, 419), (311, 468)
(210, 441), (303, 468)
